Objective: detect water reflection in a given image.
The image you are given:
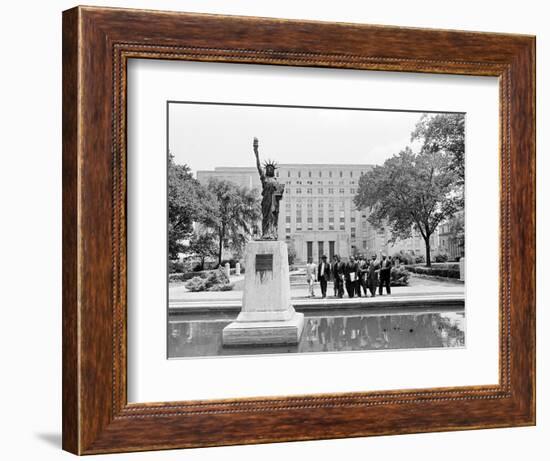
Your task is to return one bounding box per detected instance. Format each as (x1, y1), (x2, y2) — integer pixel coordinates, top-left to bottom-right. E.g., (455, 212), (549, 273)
(168, 310), (465, 358)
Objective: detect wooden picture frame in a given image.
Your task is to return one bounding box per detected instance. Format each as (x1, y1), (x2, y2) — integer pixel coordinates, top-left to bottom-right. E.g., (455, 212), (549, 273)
(62, 5), (535, 455)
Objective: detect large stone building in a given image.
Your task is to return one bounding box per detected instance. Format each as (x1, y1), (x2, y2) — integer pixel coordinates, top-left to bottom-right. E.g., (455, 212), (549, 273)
(197, 164), (375, 263)
(197, 165), (463, 264)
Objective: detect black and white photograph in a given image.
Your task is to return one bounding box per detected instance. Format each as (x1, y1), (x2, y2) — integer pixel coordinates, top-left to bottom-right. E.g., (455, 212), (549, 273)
(167, 102), (466, 358)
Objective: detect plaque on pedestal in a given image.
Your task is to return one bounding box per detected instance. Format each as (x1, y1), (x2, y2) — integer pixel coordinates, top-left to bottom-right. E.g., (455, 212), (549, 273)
(222, 240), (304, 346)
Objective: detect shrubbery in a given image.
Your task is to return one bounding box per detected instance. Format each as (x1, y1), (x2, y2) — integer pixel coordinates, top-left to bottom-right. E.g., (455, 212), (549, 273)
(405, 264), (460, 279)
(434, 253), (449, 263)
(390, 266), (410, 286)
(392, 251), (425, 266)
(184, 268), (233, 292)
(414, 255), (425, 264)
(220, 259), (238, 268)
(168, 259), (195, 274)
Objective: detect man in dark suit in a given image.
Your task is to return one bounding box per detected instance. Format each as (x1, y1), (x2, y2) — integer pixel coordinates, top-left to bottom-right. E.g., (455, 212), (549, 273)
(378, 254), (392, 295)
(332, 255), (344, 298)
(344, 256), (359, 298)
(317, 255), (331, 298)
(357, 254), (368, 297)
(367, 254), (379, 297)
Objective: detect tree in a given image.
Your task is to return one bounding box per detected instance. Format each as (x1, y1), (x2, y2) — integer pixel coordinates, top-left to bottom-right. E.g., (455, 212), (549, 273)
(411, 113), (465, 185)
(186, 231), (218, 270)
(167, 154), (216, 259)
(448, 212), (465, 257)
(354, 147), (462, 267)
(286, 240), (297, 266)
(206, 179), (261, 265)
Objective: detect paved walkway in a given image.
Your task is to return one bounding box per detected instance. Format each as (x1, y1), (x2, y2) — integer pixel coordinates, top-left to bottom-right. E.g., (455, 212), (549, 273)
(169, 275), (464, 314)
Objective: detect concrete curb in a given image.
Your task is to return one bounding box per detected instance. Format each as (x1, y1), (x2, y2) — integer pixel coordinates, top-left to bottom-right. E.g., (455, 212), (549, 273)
(169, 294), (465, 315)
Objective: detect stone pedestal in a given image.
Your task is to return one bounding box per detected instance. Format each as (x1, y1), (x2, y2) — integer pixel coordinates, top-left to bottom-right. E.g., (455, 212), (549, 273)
(222, 240), (304, 346)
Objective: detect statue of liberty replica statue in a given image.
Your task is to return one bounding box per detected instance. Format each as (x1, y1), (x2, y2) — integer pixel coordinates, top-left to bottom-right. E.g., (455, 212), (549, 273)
(222, 137), (304, 347)
(253, 137), (285, 240)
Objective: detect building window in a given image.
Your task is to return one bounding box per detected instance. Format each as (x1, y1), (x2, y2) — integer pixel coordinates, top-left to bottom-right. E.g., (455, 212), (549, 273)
(351, 216), (356, 223)
(296, 188), (302, 194)
(328, 188), (334, 194)
(296, 216), (302, 223)
(296, 180), (302, 185)
(285, 216), (291, 223)
(339, 188), (345, 194)
(308, 171), (312, 178)
(287, 171), (290, 177)
(350, 188), (355, 194)
(306, 201), (313, 208)
(351, 227), (356, 238)
(340, 171), (343, 178)
(298, 171), (301, 178)
(329, 171), (333, 178)
(340, 224), (345, 230)
(318, 200), (324, 208)
(307, 188), (312, 194)
(329, 224), (334, 230)
(318, 217), (324, 223)
(307, 217), (313, 223)
(319, 171), (322, 178)
(329, 217), (334, 223)
(318, 188), (323, 194)
(285, 202), (291, 210)
(363, 240), (367, 249)
(350, 171), (353, 177)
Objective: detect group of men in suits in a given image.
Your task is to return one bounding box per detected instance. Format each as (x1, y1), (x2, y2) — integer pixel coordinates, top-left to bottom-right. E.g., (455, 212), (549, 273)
(306, 253), (394, 298)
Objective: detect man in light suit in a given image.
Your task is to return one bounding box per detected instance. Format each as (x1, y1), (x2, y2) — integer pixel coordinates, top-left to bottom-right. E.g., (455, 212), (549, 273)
(305, 257), (317, 297)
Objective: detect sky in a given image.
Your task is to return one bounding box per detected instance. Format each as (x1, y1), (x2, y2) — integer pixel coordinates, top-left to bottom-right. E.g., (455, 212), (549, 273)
(168, 102), (440, 174)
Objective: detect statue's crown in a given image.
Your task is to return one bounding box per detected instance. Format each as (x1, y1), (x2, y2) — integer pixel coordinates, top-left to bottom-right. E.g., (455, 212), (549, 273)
(263, 159), (278, 170)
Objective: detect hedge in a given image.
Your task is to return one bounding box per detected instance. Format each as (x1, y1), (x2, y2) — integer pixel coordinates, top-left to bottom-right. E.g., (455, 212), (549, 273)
(405, 264), (460, 279)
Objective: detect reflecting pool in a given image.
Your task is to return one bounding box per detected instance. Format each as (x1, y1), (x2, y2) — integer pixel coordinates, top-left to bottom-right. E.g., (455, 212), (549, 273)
(168, 309), (465, 358)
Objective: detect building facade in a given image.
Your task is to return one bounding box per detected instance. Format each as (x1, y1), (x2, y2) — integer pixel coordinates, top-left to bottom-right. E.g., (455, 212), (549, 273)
(197, 164), (374, 263)
(197, 164), (463, 264)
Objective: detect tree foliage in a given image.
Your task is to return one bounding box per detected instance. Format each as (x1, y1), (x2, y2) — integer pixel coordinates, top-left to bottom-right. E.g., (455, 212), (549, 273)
(411, 113), (465, 184)
(186, 231), (218, 270)
(354, 146), (462, 266)
(449, 211), (465, 255)
(167, 154), (216, 259)
(206, 179), (261, 265)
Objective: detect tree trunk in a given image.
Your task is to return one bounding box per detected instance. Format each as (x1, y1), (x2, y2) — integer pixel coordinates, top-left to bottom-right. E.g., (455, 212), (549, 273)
(424, 236), (431, 267)
(218, 225), (225, 266)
